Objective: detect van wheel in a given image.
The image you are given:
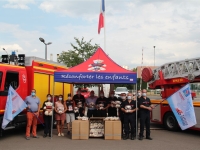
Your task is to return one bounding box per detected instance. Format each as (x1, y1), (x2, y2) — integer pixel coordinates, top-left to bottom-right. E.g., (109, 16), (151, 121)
(164, 112), (179, 131)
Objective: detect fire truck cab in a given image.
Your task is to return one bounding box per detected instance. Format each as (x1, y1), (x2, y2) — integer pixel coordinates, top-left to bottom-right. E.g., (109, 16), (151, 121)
(0, 52), (72, 136)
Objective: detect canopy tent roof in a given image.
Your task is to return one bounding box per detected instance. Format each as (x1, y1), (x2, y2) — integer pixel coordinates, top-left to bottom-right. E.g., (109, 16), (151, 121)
(54, 47), (137, 84)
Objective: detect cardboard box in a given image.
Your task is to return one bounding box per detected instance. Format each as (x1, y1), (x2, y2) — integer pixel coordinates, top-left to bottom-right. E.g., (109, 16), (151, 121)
(104, 120), (121, 140)
(72, 120), (89, 140)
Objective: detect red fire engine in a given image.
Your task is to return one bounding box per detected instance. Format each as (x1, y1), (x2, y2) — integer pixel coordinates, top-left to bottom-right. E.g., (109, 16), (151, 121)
(142, 57), (200, 131)
(0, 53), (72, 136)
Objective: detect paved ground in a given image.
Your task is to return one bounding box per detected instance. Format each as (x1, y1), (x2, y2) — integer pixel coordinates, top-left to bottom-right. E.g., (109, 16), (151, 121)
(0, 123), (200, 150)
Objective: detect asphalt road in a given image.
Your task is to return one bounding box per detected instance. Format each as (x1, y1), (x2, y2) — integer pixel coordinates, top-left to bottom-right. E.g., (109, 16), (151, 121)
(0, 123), (200, 150)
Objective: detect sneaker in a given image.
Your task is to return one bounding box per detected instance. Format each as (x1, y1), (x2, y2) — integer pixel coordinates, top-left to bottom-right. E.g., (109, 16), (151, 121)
(61, 133), (64, 136)
(32, 135), (39, 138)
(25, 136), (30, 140)
(58, 133), (61, 136)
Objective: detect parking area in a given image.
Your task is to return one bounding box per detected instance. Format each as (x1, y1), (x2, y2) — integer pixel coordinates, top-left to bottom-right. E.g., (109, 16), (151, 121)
(0, 123), (200, 150)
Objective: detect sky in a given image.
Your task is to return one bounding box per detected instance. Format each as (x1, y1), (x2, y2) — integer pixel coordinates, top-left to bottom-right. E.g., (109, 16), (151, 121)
(0, 0), (200, 69)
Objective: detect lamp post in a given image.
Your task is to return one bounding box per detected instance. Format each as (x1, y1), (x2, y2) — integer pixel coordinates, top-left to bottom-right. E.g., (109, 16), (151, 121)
(2, 48), (8, 55)
(153, 46), (156, 66)
(39, 37), (52, 60)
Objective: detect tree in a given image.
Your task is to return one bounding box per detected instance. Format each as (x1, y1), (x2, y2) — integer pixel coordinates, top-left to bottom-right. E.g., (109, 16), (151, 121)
(57, 37), (99, 67)
(57, 37), (99, 88)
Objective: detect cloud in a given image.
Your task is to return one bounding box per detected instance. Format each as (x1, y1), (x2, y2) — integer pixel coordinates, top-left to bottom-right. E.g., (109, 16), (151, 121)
(31, 49), (38, 52)
(3, 0), (35, 9)
(0, 44), (24, 55)
(1, 0), (200, 69)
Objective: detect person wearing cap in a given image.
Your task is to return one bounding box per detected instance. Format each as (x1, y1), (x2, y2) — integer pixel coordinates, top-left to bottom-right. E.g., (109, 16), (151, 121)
(65, 93), (75, 135)
(72, 88), (86, 119)
(96, 90), (109, 117)
(86, 90), (98, 118)
(121, 92), (137, 140)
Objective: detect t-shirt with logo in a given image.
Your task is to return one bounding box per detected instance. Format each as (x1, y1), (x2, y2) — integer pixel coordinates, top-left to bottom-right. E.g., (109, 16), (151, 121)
(107, 96), (118, 107)
(121, 100), (136, 115)
(66, 100), (74, 113)
(73, 94), (85, 108)
(139, 96), (151, 114)
(96, 97), (108, 110)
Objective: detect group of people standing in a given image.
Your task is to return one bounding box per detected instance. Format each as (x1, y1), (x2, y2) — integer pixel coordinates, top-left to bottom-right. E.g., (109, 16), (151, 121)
(24, 88), (154, 141)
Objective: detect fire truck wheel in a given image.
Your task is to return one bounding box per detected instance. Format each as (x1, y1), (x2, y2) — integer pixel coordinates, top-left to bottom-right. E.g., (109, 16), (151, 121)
(164, 112), (179, 131)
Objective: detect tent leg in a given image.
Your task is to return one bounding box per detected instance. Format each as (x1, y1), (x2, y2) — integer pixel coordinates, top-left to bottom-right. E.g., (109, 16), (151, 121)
(51, 82), (55, 139)
(135, 83), (138, 140)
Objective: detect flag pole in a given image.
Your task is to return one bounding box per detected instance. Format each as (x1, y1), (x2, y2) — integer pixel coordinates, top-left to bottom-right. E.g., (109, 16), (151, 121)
(104, 0), (106, 52)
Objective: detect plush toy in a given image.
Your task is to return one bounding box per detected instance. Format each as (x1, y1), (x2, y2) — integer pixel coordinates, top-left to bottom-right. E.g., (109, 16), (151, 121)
(115, 101), (121, 108)
(74, 107), (79, 113)
(99, 104), (104, 110)
(44, 102), (53, 116)
(89, 102), (95, 108)
(57, 106), (64, 114)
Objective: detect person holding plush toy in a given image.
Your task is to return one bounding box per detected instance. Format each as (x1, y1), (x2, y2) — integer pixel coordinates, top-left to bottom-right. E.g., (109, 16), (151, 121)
(42, 94), (53, 138)
(55, 95), (67, 136)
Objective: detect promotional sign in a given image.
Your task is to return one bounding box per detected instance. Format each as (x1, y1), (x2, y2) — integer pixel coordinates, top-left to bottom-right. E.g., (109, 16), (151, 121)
(167, 84), (197, 130)
(54, 72), (137, 84)
(2, 86), (27, 129)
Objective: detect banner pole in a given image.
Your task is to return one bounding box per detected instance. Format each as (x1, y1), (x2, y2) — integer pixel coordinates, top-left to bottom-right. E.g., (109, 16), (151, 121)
(51, 82), (55, 139)
(135, 83), (138, 140)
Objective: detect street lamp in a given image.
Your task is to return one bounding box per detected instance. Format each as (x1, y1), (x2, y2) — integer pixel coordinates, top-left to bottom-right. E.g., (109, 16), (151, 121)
(2, 48), (8, 55)
(39, 37), (52, 60)
(153, 46), (156, 66)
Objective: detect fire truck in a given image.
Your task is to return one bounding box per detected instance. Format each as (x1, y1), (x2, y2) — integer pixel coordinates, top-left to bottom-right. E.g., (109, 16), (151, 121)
(0, 52), (72, 136)
(142, 57), (200, 131)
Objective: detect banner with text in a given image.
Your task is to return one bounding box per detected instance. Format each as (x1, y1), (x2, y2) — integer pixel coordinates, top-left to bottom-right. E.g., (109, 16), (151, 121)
(167, 84), (197, 130)
(54, 72), (137, 84)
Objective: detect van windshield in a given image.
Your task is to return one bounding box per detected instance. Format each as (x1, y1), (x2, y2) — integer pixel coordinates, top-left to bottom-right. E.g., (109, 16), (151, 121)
(0, 72), (2, 87)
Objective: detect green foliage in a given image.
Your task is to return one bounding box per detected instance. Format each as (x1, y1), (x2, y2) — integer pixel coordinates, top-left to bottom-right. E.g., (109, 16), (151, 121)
(57, 37), (99, 67)
(57, 37), (99, 88)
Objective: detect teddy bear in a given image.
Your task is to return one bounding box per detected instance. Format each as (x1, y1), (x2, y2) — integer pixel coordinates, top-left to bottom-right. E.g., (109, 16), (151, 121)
(43, 101), (53, 116)
(74, 107), (79, 113)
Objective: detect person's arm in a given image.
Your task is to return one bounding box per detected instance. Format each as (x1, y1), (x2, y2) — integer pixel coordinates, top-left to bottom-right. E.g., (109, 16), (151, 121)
(54, 102), (58, 113)
(104, 98), (110, 110)
(85, 98), (90, 107)
(64, 102), (67, 113)
(36, 99), (40, 117)
(25, 97), (30, 109)
(121, 102), (127, 113)
(140, 104), (152, 111)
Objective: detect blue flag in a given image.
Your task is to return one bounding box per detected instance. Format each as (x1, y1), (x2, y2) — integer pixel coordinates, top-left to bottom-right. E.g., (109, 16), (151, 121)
(2, 86), (27, 129)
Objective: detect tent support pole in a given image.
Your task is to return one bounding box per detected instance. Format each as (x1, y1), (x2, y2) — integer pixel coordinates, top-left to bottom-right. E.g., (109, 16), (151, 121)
(135, 83), (138, 140)
(51, 82), (55, 139)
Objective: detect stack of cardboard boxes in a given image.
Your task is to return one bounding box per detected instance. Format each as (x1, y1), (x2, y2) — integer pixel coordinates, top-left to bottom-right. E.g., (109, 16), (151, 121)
(72, 118), (121, 140)
(104, 120), (121, 140)
(72, 120), (89, 140)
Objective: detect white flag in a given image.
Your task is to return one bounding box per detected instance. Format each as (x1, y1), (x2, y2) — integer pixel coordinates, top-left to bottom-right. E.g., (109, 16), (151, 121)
(2, 86), (27, 129)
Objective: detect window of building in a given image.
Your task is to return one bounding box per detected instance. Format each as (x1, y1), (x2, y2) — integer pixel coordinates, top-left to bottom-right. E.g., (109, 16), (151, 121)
(4, 71), (19, 91)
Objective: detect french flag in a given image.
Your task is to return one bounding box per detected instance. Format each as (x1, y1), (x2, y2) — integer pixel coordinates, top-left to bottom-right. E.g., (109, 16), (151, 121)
(98, 0), (105, 34)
